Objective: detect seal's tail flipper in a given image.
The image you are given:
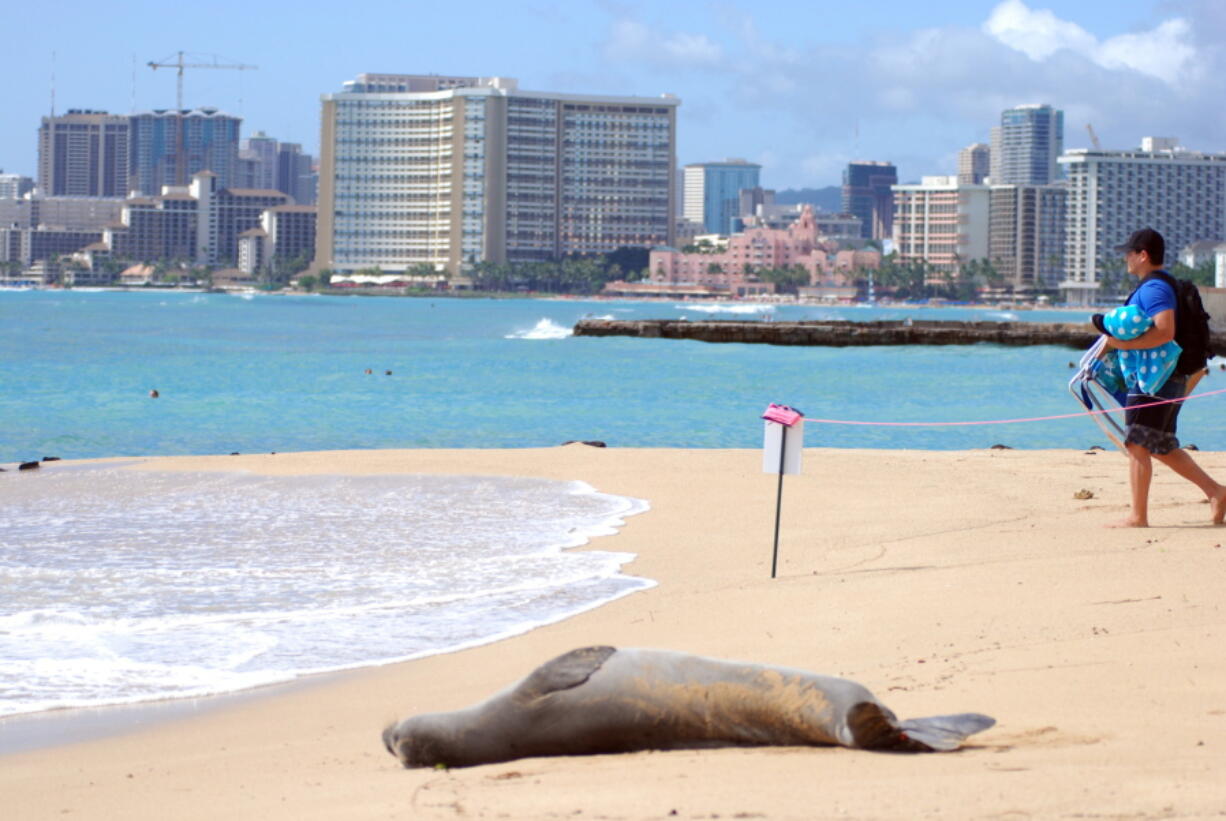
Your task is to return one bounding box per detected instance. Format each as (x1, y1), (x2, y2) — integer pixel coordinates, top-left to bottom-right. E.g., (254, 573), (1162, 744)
(849, 702), (995, 752)
(897, 712), (996, 751)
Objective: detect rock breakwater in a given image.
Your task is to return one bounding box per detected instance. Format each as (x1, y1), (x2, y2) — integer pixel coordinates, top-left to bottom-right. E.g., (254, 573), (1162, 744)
(573, 321), (1113, 348)
(573, 318), (1116, 349)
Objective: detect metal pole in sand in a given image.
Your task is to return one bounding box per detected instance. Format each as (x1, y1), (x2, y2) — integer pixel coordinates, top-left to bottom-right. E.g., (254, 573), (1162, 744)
(771, 425), (786, 579)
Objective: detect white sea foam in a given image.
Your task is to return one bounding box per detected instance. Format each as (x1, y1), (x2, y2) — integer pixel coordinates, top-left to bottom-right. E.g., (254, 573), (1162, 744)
(676, 303), (774, 315)
(505, 318), (574, 339)
(0, 465), (650, 717)
(803, 310), (845, 321)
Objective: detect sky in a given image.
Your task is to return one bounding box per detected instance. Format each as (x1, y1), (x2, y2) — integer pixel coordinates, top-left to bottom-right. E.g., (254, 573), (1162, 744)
(6, 0), (1225, 189)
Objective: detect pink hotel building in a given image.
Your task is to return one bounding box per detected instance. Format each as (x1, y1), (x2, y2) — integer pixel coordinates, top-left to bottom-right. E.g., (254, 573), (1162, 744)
(644, 206), (880, 297)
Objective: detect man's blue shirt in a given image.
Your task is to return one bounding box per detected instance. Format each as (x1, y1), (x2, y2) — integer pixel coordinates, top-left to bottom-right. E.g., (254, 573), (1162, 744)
(1126, 273), (1177, 319)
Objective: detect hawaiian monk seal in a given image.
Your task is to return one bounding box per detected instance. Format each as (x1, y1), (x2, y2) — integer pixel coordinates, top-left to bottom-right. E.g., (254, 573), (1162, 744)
(382, 646), (995, 768)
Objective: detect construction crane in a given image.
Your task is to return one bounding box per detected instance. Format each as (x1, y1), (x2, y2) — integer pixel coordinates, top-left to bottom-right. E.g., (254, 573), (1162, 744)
(146, 52), (257, 187)
(147, 51), (257, 111)
(1085, 123), (1102, 151)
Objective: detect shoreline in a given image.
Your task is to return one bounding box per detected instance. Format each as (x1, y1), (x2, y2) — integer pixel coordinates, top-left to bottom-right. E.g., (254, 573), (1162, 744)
(2, 456), (654, 740)
(0, 283), (1099, 311)
(0, 674), (327, 757)
(5, 445), (1226, 820)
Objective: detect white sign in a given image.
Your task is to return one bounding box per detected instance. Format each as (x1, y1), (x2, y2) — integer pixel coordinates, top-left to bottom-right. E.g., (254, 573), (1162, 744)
(762, 419), (804, 475)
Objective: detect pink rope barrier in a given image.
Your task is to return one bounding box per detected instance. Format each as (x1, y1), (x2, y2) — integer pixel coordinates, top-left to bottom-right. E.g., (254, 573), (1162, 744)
(804, 386), (1226, 428)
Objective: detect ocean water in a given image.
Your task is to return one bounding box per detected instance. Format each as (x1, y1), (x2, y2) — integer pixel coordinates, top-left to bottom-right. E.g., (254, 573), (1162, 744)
(5, 288), (1222, 458)
(0, 462), (648, 717)
(3, 289), (1224, 720)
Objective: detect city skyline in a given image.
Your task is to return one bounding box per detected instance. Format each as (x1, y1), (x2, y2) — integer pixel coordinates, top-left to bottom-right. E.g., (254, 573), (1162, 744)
(3, 1), (1223, 190)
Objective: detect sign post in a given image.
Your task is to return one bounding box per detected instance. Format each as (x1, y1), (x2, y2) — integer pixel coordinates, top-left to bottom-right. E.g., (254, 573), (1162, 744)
(761, 404), (804, 578)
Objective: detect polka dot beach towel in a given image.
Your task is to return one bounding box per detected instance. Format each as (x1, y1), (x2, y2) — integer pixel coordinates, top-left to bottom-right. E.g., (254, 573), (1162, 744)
(1101, 304), (1182, 395)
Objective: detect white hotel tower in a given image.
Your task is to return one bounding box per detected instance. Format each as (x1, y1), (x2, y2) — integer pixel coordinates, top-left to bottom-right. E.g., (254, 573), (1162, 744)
(1058, 137), (1226, 304)
(314, 74), (678, 277)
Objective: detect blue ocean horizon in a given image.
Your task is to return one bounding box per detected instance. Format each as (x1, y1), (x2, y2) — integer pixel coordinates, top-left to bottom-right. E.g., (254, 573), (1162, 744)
(3, 288), (1225, 459)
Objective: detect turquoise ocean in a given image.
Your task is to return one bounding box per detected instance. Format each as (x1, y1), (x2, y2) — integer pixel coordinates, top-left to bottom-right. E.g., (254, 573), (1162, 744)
(2, 289), (1223, 730)
(9, 288), (1224, 456)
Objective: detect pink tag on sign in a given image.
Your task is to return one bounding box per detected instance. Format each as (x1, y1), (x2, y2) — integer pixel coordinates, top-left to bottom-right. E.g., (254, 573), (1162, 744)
(761, 403), (803, 427)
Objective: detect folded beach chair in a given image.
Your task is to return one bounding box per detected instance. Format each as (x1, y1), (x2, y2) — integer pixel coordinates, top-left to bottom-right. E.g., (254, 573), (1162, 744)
(1068, 334), (1128, 453)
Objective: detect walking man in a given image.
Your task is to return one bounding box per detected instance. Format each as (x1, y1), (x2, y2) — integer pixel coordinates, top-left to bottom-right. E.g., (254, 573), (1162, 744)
(1100, 228), (1226, 527)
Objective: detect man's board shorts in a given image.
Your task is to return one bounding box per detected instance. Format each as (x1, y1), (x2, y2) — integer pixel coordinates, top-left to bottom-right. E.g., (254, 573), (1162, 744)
(1124, 375), (1187, 455)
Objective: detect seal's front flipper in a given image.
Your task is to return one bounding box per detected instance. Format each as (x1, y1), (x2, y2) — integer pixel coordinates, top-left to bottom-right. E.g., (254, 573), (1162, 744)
(897, 712), (996, 751)
(513, 646), (617, 703)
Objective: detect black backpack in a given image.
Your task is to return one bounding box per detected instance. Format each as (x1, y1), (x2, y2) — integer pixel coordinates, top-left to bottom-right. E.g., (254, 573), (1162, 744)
(1140, 270), (1214, 376)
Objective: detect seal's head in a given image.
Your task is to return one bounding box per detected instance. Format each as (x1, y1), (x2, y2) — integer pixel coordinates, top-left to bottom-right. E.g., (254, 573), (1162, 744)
(382, 722), (408, 766)
(383, 715), (458, 768)
(1102, 304), (1152, 341)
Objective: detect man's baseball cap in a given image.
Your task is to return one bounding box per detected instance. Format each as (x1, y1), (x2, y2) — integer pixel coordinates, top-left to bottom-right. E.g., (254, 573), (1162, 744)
(1114, 227), (1165, 261)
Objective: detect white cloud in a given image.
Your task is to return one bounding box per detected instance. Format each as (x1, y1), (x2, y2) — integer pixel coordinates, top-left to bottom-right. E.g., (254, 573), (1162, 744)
(984, 0), (1196, 85)
(983, 0), (1096, 60)
(597, 3), (1226, 186)
(604, 20), (650, 57)
(663, 32), (724, 65)
(1093, 19), (1197, 85)
(604, 20), (725, 68)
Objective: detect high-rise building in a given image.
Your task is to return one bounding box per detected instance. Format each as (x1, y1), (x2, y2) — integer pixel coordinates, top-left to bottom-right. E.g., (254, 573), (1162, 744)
(843, 161), (898, 240)
(107, 190), (199, 263)
(988, 184), (1066, 292)
(238, 131), (278, 191)
(992, 104), (1064, 185)
(263, 205), (317, 264)
(236, 133), (317, 204)
(129, 108), (242, 195)
(737, 186), (774, 224)
(275, 142), (316, 205)
(958, 143), (990, 185)
(988, 127), (1002, 183)
(0, 171), (35, 199)
(1057, 138), (1226, 304)
(682, 159), (761, 235)
(188, 171), (291, 265)
(37, 110), (131, 197)
(315, 73), (677, 276)
(891, 175), (990, 274)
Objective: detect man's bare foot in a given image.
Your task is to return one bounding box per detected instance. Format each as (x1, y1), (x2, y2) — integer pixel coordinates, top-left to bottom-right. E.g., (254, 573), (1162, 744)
(1106, 515), (1148, 528)
(1211, 491), (1226, 525)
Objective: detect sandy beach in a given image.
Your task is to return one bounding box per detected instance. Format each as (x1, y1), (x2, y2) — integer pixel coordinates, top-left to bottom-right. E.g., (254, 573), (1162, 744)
(4, 445), (1226, 819)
